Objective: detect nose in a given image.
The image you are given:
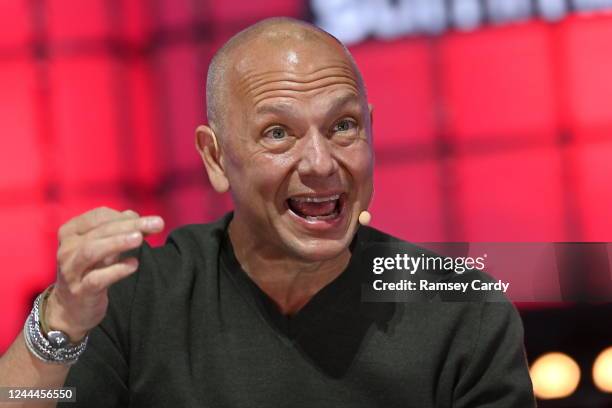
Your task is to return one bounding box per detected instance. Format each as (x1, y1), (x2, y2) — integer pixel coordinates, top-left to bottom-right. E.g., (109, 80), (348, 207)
(296, 130), (338, 178)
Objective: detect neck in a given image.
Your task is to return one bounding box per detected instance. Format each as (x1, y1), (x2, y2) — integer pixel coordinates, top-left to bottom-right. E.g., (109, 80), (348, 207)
(228, 215), (351, 316)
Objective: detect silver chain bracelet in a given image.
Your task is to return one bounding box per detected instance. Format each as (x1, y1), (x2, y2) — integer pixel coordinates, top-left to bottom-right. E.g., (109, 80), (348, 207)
(23, 288), (89, 365)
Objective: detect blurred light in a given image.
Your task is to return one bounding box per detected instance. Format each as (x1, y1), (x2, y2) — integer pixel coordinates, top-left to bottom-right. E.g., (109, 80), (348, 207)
(313, 0), (612, 43)
(593, 347), (612, 393)
(530, 352), (581, 399)
(536, 0), (567, 21)
(487, 0), (531, 24)
(574, 0), (612, 14)
(452, 0), (482, 31)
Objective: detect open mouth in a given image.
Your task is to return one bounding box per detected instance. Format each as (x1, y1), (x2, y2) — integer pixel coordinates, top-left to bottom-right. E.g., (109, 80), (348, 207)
(287, 193), (345, 221)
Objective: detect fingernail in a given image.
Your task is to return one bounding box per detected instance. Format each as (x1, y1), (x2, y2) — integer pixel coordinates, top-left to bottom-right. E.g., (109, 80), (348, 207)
(140, 217), (163, 229)
(127, 231), (142, 243)
(144, 216), (163, 229)
(125, 258), (139, 270)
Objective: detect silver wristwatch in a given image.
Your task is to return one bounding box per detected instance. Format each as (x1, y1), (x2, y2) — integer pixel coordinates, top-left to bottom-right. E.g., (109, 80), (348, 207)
(23, 287), (89, 365)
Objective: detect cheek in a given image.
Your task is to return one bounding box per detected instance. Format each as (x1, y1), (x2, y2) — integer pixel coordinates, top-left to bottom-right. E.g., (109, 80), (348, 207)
(257, 155), (293, 193)
(339, 142), (373, 182)
(230, 152), (296, 202)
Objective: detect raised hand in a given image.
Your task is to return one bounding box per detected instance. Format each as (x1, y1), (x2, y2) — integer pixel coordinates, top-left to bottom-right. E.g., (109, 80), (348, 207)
(45, 207), (164, 341)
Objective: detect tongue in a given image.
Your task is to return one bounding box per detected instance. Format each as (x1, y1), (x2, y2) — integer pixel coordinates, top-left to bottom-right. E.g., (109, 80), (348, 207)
(290, 200), (336, 217)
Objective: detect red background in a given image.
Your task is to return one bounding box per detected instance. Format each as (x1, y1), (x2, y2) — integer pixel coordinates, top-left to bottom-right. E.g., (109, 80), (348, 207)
(1, 0), (612, 357)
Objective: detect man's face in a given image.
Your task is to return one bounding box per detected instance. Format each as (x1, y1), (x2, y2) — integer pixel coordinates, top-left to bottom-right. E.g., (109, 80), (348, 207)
(221, 37), (373, 262)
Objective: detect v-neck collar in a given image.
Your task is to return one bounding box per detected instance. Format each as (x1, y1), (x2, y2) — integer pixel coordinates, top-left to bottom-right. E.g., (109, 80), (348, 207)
(219, 227), (365, 340)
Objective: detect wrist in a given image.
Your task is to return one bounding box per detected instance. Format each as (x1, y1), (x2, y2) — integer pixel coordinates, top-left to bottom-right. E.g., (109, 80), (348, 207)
(23, 287), (89, 365)
(45, 288), (88, 343)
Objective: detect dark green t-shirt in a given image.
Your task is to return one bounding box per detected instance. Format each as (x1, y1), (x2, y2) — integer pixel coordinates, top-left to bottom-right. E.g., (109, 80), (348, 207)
(61, 212), (535, 407)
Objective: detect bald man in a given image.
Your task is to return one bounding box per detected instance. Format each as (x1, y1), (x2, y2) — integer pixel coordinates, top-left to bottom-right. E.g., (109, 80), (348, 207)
(0, 18), (535, 407)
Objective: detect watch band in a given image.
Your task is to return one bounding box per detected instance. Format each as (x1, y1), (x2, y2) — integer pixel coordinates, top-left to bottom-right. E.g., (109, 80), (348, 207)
(23, 286), (89, 365)
(39, 285), (53, 335)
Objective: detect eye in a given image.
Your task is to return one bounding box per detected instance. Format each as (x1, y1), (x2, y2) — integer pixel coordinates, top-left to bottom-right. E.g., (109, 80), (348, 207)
(333, 118), (357, 132)
(264, 126), (288, 140)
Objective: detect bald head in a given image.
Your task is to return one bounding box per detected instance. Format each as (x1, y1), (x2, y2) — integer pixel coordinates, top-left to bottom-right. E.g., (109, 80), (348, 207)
(195, 17), (374, 260)
(205, 17), (366, 135)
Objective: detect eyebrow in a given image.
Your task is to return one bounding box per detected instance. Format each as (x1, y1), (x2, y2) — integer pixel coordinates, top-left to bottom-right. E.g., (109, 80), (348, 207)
(325, 93), (362, 117)
(254, 93), (362, 117)
(255, 102), (299, 116)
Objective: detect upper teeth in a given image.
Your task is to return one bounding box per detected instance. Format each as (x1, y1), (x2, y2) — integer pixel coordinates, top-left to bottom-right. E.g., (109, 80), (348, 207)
(291, 194), (340, 203)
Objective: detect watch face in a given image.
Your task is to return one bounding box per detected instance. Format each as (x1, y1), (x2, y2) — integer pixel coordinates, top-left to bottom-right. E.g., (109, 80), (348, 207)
(47, 331), (69, 349)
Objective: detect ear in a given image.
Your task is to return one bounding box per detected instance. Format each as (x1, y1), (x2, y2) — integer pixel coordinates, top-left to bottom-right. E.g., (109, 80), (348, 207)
(195, 125), (230, 193)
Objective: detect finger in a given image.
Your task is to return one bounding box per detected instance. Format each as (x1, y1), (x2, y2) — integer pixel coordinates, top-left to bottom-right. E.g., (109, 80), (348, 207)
(97, 240), (140, 268)
(87, 215), (164, 240)
(100, 254), (119, 267)
(59, 207), (139, 239)
(122, 209), (139, 217)
(72, 231), (143, 274)
(81, 257), (139, 293)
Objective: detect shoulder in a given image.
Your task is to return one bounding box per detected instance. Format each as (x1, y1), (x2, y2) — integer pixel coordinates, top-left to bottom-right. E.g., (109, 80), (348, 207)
(102, 212), (233, 343)
(135, 212), (232, 275)
(141, 212), (232, 269)
(107, 212), (232, 303)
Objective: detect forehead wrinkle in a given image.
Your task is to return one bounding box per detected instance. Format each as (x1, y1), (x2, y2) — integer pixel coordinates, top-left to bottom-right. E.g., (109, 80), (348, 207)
(238, 66), (361, 105)
(250, 78), (360, 107)
(254, 91), (361, 116)
(236, 63), (356, 95)
(248, 73), (358, 97)
(244, 69), (358, 97)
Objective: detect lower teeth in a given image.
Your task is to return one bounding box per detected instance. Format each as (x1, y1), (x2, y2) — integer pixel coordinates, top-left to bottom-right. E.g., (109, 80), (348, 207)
(304, 210), (339, 221)
(288, 197), (342, 221)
